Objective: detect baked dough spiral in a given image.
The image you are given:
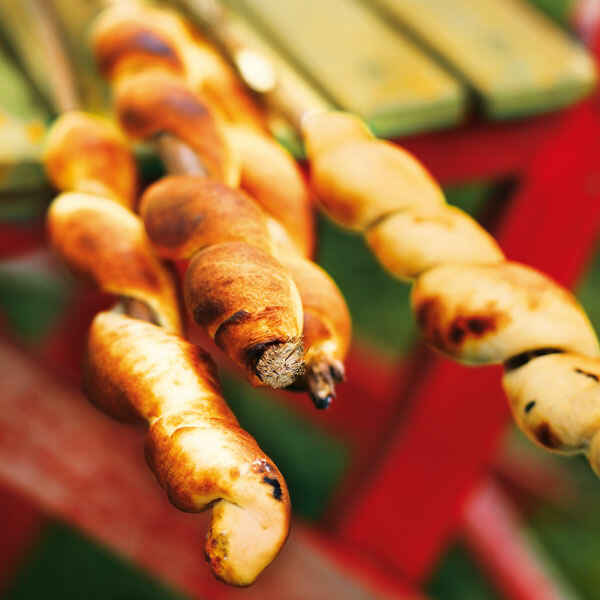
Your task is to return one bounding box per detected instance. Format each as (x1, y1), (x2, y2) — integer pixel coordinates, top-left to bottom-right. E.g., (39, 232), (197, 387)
(303, 110), (600, 473)
(86, 311), (291, 586)
(140, 175), (350, 407)
(91, 5), (351, 401)
(44, 111), (291, 584)
(44, 112), (181, 332)
(92, 1), (314, 257)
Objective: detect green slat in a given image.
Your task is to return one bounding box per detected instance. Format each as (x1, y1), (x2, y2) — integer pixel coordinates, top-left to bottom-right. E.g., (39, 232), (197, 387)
(225, 0), (466, 137)
(369, 0), (596, 118)
(0, 48), (49, 193)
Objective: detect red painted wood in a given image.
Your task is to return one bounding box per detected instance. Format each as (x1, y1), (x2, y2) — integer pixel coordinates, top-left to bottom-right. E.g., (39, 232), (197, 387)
(462, 480), (576, 600)
(336, 94), (600, 580)
(0, 338), (422, 599)
(398, 113), (562, 185)
(0, 221), (46, 259)
(0, 487), (44, 593)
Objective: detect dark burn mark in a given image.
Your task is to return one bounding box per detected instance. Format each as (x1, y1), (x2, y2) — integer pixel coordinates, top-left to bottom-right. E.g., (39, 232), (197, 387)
(214, 310), (252, 351)
(262, 476), (283, 501)
(575, 368), (600, 382)
(193, 298), (226, 327)
(504, 348), (563, 371)
(119, 107), (149, 132)
(534, 422), (562, 449)
(97, 26), (182, 76)
(416, 297), (499, 350)
(145, 200), (205, 247)
(467, 317), (491, 335)
(449, 323), (466, 345)
(524, 400), (536, 414)
(168, 88), (210, 118)
(448, 315), (497, 346)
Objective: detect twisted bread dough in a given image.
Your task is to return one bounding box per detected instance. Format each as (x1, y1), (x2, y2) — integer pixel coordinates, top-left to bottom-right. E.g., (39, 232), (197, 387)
(44, 112), (292, 584)
(44, 112), (181, 332)
(92, 1), (315, 257)
(86, 311), (291, 586)
(92, 9), (350, 398)
(115, 70), (239, 186)
(140, 176), (350, 405)
(303, 110), (600, 472)
(93, 26), (307, 388)
(47, 192), (181, 332)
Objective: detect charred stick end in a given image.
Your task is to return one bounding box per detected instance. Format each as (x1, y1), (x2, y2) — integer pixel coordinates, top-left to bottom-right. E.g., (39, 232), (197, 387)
(248, 340), (305, 389)
(114, 297), (160, 326)
(306, 358), (345, 410)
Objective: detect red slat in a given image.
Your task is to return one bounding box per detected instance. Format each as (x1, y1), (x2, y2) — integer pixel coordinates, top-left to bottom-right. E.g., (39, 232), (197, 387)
(0, 487), (44, 592)
(398, 113), (562, 185)
(462, 480), (577, 600)
(336, 96), (600, 580)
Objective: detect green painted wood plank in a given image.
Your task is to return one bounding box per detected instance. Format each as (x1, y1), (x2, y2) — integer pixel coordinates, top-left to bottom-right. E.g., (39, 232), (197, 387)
(0, 48), (49, 193)
(225, 0), (466, 137)
(369, 0), (596, 118)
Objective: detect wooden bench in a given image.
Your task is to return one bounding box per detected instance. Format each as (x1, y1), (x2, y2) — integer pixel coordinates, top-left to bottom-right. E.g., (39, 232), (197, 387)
(0, 1), (599, 599)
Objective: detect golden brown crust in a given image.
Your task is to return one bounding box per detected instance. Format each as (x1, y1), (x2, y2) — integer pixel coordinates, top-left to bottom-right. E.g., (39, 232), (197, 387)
(225, 125), (315, 257)
(48, 192), (181, 333)
(185, 241), (303, 386)
(140, 176), (349, 395)
(140, 175), (270, 259)
(115, 70), (239, 186)
(278, 254), (351, 364)
(86, 312), (291, 585)
(303, 112), (445, 231)
(92, 2), (266, 131)
(366, 206), (504, 281)
(93, 19), (184, 81)
(43, 112), (137, 207)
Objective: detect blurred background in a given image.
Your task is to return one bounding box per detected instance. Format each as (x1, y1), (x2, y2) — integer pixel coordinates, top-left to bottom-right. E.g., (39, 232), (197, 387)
(1, 0), (600, 598)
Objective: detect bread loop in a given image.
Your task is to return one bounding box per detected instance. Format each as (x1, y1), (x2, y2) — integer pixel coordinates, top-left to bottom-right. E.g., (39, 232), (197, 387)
(366, 205), (504, 281)
(43, 111), (137, 208)
(47, 192), (181, 333)
(115, 70), (239, 186)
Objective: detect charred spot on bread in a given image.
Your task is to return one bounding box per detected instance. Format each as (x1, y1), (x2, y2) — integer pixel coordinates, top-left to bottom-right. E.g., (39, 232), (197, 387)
(534, 422), (562, 449)
(574, 368), (600, 382)
(504, 348), (563, 371)
(262, 476), (283, 501)
(96, 25), (183, 76)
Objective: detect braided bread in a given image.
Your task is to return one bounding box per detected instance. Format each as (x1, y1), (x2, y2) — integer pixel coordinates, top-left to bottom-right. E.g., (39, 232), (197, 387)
(86, 311), (291, 586)
(91, 1), (315, 257)
(303, 110), (600, 472)
(140, 175), (350, 406)
(44, 112), (181, 333)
